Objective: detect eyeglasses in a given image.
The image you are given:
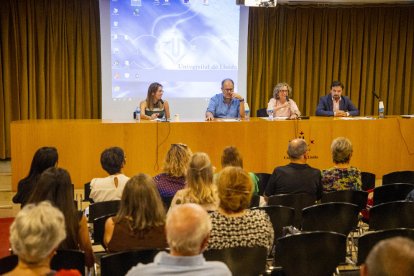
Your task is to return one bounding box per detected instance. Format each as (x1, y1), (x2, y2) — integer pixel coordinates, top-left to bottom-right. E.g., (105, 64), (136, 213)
(279, 90), (288, 93)
(222, 88), (234, 93)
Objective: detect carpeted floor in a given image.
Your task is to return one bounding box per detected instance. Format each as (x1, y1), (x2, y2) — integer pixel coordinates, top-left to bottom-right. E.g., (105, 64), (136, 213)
(0, 217), (13, 258)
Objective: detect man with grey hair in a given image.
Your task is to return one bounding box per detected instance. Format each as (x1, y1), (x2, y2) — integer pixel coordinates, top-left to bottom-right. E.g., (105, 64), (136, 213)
(360, 237), (414, 276)
(126, 203), (231, 275)
(264, 138), (322, 201)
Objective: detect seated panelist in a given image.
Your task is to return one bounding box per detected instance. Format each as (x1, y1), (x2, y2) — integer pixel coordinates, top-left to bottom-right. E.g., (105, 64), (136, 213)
(205, 78), (245, 121)
(140, 82), (170, 120)
(267, 82), (301, 119)
(316, 81), (359, 117)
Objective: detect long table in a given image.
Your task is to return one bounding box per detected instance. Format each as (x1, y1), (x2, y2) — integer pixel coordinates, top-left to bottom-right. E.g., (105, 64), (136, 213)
(10, 117), (414, 190)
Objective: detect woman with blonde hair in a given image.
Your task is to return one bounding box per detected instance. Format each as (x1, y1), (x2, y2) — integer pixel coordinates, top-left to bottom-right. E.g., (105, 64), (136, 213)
(170, 152), (218, 212)
(104, 174), (168, 252)
(154, 143), (192, 199)
(322, 137), (362, 192)
(267, 82), (301, 119)
(207, 166), (274, 251)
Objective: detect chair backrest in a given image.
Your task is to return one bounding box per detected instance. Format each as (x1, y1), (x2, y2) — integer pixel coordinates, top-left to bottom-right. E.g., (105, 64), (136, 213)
(100, 249), (161, 276)
(302, 202), (359, 236)
(255, 173), (271, 196)
(93, 213), (116, 246)
(0, 254), (18, 274)
(252, 205), (295, 242)
(382, 170), (414, 185)
(357, 228), (414, 265)
(373, 183), (414, 205)
(84, 182), (93, 203)
(321, 190), (368, 211)
(256, 108), (268, 117)
(276, 231), (347, 276)
(268, 193), (316, 228)
(51, 249), (85, 276)
(88, 200), (120, 222)
(161, 195), (174, 210)
(249, 194), (260, 208)
(361, 172), (376, 191)
(369, 201), (414, 231)
(204, 246), (267, 276)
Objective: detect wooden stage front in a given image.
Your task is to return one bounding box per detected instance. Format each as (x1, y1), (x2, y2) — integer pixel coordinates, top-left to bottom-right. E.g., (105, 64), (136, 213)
(11, 117), (414, 190)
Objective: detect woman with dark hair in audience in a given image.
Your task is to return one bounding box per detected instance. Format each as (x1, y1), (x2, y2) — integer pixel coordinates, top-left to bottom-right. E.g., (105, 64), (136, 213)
(28, 167), (95, 268)
(207, 166), (274, 251)
(90, 146), (129, 202)
(322, 137), (362, 192)
(12, 146), (58, 207)
(104, 174), (168, 252)
(139, 82), (170, 120)
(220, 146), (259, 195)
(154, 143), (192, 199)
(170, 152), (219, 212)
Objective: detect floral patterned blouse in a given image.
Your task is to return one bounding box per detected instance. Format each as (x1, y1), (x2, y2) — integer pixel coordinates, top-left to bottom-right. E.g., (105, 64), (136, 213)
(321, 166), (362, 192)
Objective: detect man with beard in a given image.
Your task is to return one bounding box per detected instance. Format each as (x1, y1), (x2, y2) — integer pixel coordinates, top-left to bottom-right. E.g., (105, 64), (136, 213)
(316, 81), (359, 117)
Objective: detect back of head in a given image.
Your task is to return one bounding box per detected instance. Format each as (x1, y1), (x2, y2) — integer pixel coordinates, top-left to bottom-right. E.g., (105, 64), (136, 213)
(10, 201), (66, 265)
(163, 143), (192, 177)
(331, 137), (353, 164)
(100, 147), (125, 175)
(28, 167), (78, 249)
(221, 146), (243, 168)
(364, 237), (414, 276)
(287, 139), (307, 160)
(218, 166), (252, 213)
(116, 173), (165, 231)
(166, 203), (212, 255)
(28, 147), (58, 178)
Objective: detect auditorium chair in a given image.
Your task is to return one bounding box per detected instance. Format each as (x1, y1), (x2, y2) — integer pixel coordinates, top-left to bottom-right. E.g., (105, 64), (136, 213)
(275, 231), (347, 276)
(256, 108), (268, 117)
(382, 170), (414, 185)
(0, 254), (18, 274)
(361, 171), (376, 191)
(267, 193), (316, 228)
(100, 249), (161, 276)
(204, 246), (267, 276)
(51, 249), (85, 276)
(357, 228), (414, 265)
(321, 190), (368, 212)
(93, 213), (116, 246)
(88, 200), (120, 223)
(369, 201), (414, 231)
(372, 183), (414, 205)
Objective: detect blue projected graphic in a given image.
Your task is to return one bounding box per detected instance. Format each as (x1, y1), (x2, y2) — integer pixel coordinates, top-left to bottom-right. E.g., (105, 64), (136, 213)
(110, 0), (240, 99)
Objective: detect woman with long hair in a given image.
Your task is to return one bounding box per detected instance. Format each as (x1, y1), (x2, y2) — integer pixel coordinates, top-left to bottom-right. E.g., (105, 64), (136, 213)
(139, 82), (170, 120)
(12, 146), (58, 207)
(104, 174), (168, 252)
(27, 167), (94, 268)
(170, 152), (218, 212)
(154, 143), (192, 199)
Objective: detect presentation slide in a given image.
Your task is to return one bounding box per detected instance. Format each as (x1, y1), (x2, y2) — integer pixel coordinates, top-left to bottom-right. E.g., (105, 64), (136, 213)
(100, 0), (248, 120)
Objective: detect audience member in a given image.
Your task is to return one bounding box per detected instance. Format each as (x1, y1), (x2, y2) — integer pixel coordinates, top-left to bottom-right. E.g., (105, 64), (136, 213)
(208, 167), (274, 252)
(267, 83), (301, 119)
(140, 82), (170, 120)
(264, 138), (322, 200)
(205, 78), (245, 120)
(90, 147), (129, 202)
(170, 152), (218, 212)
(28, 167), (94, 267)
(407, 189), (414, 201)
(360, 237), (414, 276)
(316, 80), (359, 117)
(126, 203), (231, 275)
(154, 143), (192, 200)
(322, 137), (362, 192)
(219, 146), (259, 195)
(12, 146), (58, 207)
(6, 201), (80, 276)
(104, 174), (168, 252)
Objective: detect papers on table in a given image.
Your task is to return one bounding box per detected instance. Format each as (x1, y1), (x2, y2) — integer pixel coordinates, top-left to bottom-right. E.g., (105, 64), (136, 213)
(401, 115), (414, 119)
(338, 117), (376, 120)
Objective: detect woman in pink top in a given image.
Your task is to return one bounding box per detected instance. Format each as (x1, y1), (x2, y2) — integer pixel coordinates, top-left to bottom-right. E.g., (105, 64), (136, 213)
(267, 83), (301, 119)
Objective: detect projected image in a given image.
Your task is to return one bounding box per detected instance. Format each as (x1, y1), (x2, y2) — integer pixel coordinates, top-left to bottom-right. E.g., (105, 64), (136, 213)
(110, 0), (240, 99)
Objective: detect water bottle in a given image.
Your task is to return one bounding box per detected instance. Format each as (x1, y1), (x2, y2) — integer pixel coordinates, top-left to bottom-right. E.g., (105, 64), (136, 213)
(134, 107), (141, 121)
(378, 101), (384, 119)
(267, 108), (274, 120)
(244, 102), (250, 120)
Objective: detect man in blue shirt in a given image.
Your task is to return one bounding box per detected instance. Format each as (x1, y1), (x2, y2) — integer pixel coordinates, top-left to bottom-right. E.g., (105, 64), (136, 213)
(126, 203), (231, 276)
(205, 78), (245, 120)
